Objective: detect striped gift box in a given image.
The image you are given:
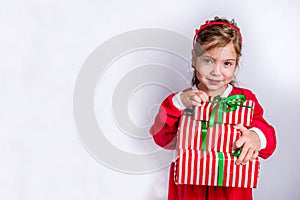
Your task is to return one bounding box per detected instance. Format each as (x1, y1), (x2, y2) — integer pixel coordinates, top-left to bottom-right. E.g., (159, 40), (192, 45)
(174, 98), (260, 188)
(193, 98), (255, 127)
(175, 150), (259, 187)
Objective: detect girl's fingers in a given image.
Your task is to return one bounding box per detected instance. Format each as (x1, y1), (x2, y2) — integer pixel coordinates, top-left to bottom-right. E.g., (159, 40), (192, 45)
(234, 124), (248, 134)
(199, 93), (209, 103)
(233, 136), (244, 149)
(192, 94), (202, 103)
(236, 146), (247, 165)
(234, 131), (260, 164)
(180, 90), (209, 107)
(237, 147), (258, 164)
(194, 91), (209, 104)
(190, 99), (202, 107)
(188, 93), (201, 107)
(242, 148), (254, 164)
(195, 91), (209, 102)
(251, 151), (259, 161)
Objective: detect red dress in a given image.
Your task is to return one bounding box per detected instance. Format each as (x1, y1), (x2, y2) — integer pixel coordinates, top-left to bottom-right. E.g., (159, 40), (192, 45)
(150, 87), (276, 200)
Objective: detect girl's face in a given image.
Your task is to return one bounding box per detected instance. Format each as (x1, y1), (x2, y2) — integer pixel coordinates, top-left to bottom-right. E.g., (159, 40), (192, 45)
(193, 41), (237, 97)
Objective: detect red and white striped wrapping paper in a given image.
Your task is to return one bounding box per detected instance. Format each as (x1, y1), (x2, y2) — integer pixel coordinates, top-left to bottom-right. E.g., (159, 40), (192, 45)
(175, 150), (259, 188)
(174, 99), (260, 188)
(193, 99), (255, 127)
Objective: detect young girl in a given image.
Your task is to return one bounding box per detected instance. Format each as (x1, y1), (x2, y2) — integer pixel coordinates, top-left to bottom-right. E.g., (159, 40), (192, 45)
(150, 17), (276, 200)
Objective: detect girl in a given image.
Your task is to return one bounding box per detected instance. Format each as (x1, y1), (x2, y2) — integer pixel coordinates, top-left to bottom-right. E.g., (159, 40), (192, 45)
(150, 17), (276, 200)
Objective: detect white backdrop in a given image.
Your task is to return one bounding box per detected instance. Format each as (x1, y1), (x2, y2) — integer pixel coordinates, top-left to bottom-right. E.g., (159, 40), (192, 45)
(2, 0), (300, 199)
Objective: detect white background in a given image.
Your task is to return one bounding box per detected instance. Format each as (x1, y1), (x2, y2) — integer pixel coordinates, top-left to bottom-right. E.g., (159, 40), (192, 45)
(2, 0), (300, 199)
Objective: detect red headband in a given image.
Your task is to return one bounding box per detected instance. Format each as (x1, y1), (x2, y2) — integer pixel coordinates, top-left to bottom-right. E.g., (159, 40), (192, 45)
(193, 20), (242, 45)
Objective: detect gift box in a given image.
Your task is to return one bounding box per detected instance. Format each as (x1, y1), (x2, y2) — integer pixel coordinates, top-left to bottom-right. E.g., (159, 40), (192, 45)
(174, 95), (260, 188)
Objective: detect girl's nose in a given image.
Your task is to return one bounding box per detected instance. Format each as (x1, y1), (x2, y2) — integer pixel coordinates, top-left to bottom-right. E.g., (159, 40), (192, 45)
(210, 62), (221, 75)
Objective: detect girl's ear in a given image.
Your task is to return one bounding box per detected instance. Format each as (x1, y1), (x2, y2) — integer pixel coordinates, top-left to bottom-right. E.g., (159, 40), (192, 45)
(192, 49), (195, 57)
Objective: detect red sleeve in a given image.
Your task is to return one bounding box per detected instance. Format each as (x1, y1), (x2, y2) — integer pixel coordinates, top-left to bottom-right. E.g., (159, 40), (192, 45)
(149, 93), (182, 150)
(230, 87), (277, 159)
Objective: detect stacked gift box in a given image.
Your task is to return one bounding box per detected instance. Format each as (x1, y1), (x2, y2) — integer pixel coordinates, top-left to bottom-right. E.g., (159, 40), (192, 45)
(174, 95), (260, 188)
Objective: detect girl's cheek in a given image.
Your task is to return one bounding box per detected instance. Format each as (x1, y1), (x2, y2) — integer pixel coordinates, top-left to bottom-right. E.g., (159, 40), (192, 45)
(201, 66), (213, 74)
(222, 67), (235, 76)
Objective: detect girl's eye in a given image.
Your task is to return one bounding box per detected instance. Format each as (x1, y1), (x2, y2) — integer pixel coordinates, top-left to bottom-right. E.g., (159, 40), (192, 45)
(224, 61), (233, 67)
(204, 59), (213, 64)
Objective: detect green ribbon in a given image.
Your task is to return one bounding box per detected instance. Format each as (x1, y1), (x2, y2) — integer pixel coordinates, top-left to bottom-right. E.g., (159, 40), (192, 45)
(201, 121), (207, 151)
(217, 152), (225, 186)
(208, 94), (252, 128)
(231, 147), (242, 157)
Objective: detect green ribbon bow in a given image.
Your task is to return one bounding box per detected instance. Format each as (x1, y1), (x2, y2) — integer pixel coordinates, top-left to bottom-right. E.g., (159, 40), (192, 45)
(208, 94), (252, 128)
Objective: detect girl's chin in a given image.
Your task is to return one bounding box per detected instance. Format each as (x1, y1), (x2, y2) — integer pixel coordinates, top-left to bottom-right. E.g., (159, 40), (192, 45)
(197, 82), (226, 93)
(206, 85), (227, 94)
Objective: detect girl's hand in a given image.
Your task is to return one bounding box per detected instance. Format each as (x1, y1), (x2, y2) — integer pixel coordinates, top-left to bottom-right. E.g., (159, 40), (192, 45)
(233, 124), (261, 165)
(180, 90), (209, 107)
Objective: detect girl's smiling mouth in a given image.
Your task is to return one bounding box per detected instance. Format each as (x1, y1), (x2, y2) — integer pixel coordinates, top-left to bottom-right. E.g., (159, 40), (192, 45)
(207, 78), (222, 85)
